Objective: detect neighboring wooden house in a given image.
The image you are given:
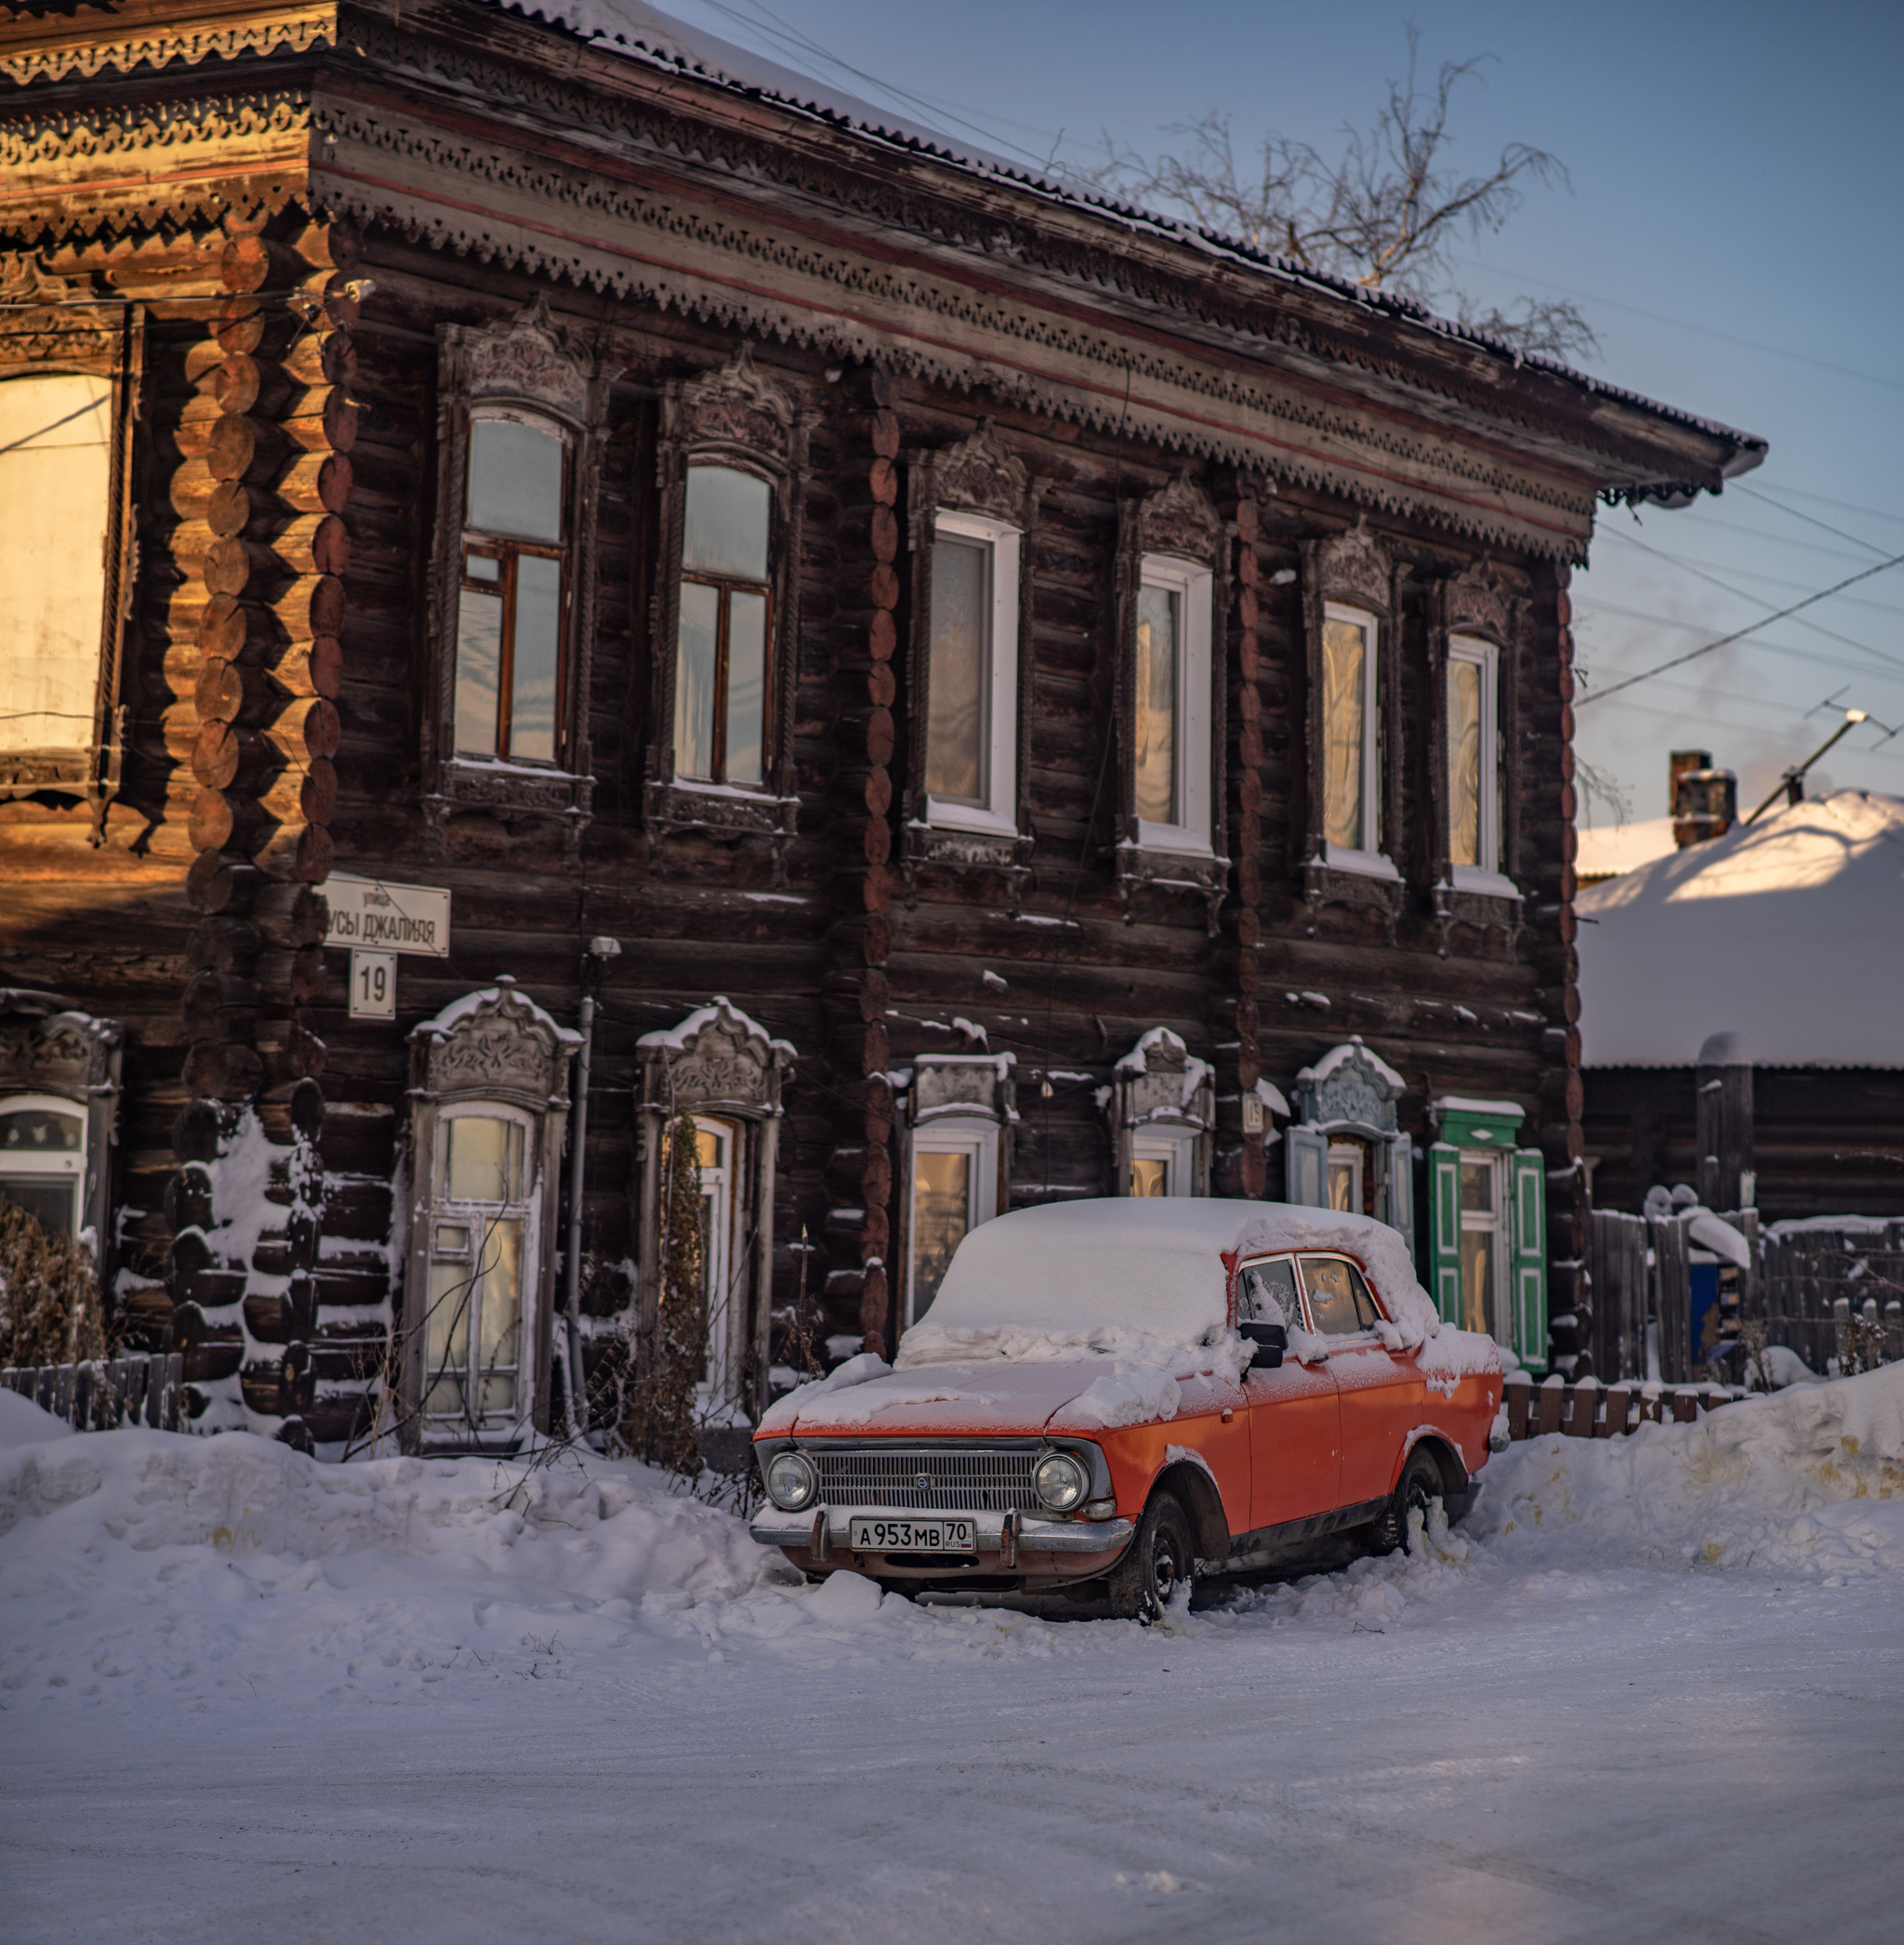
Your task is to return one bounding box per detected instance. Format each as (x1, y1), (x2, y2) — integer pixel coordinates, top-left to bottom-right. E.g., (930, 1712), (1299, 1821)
(0, 0), (1765, 1449)
(1580, 788), (1904, 1224)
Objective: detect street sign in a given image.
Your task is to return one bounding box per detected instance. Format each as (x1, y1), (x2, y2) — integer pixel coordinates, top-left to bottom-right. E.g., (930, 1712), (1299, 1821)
(323, 875), (452, 958)
(349, 949), (397, 1020)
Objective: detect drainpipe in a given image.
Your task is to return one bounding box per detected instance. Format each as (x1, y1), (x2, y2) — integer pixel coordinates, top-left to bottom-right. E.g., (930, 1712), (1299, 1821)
(563, 935), (620, 1438)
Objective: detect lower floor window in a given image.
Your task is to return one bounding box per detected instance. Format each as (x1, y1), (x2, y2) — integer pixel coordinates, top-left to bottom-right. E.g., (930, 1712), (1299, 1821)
(421, 1108), (536, 1430)
(688, 1116), (739, 1400)
(1457, 1150), (1503, 1341)
(0, 1095), (85, 1238)
(908, 1122), (998, 1325)
(1130, 1130), (1197, 1197)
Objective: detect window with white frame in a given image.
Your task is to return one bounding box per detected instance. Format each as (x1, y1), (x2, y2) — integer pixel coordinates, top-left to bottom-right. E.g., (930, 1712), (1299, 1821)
(907, 1119), (999, 1325)
(688, 1115), (742, 1399)
(924, 509), (1020, 832)
(674, 463), (774, 788)
(0, 372), (112, 758)
(1130, 1130), (1197, 1197)
(1321, 601), (1384, 870)
(419, 1105), (539, 1435)
(1133, 554), (1213, 853)
(1447, 633), (1508, 889)
(0, 1094), (86, 1237)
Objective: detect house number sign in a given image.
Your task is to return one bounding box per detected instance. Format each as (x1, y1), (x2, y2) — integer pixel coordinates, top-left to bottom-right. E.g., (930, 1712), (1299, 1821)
(323, 875), (453, 1020)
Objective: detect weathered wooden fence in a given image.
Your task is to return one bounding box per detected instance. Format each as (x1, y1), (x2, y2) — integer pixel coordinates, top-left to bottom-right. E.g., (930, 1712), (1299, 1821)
(1, 1354), (187, 1433)
(1758, 1222), (1904, 1375)
(1502, 1373), (1739, 1442)
(1584, 1208), (1904, 1385)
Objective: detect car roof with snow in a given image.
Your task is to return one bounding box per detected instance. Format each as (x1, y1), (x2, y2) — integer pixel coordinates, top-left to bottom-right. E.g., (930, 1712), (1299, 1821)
(908, 1198), (1429, 1351)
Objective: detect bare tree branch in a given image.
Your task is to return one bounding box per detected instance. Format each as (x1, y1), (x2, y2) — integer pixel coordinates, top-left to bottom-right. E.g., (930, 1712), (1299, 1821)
(1084, 26), (1597, 362)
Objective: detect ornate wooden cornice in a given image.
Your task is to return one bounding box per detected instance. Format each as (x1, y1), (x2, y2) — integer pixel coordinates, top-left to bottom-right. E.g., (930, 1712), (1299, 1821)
(0, 4), (335, 86)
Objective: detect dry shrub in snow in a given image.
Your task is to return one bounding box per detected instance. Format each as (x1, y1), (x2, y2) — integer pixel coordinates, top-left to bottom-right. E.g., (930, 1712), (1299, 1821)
(0, 1196), (109, 1369)
(620, 1112), (707, 1473)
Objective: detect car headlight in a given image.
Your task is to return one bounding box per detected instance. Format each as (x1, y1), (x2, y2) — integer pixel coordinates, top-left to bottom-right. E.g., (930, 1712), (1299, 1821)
(764, 1450), (817, 1511)
(1034, 1449), (1090, 1514)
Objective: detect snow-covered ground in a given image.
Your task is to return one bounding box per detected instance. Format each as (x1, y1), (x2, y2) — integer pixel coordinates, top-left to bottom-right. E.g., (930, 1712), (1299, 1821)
(5, 1371), (1904, 1944)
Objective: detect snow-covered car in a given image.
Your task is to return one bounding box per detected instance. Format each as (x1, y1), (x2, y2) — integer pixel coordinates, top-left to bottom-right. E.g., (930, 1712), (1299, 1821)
(749, 1198), (1502, 1617)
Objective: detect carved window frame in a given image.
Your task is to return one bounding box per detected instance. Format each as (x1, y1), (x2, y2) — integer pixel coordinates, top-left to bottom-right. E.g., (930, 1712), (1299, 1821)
(1106, 1029), (1214, 1199)
(1430, 562), (1525, 920)
(643, 350), (809, 870)
(895, 1052), (1016, 1331)
(1114, 474), (1230, 934)
(426, 298), (607, 844)
(0, 987), (123, 1273)
(1300, 522), (1406, 931)
(403, 981), (579, 1453)
(0, 261), (141, 833)
(634, 999), (793, 1421)
(902, 421), (1038, 904)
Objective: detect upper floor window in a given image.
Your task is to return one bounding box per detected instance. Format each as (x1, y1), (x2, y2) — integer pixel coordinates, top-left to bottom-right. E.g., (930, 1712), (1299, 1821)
(674, 464), (773, 787)
(1133, 554), (1213, 853)
(1447, 633), (1503, 884)
(454, 410), (569, 766)
(924, 509), (1020, 830)
(1322, 601), (1382, 865)
(0, 374), (112, 759)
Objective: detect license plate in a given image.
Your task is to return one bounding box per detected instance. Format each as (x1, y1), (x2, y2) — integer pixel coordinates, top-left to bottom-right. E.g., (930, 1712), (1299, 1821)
(847, 1515), (977, 1554)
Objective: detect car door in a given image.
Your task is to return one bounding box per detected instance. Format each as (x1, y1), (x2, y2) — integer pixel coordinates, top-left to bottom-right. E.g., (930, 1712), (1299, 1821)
(1298, 1253), (1425, 1510)
(1236, 1254), (1341, 1530)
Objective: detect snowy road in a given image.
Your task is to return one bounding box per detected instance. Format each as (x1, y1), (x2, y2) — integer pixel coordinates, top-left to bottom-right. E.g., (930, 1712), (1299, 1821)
(6, 1380), (1904, 1942)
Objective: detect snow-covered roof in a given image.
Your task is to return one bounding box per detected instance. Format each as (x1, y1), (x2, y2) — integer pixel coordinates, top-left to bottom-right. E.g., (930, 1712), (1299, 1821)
(485, 1), (1762, 477)
(1577, 816), (1678, 881)
(1577, 790), (1904, 1069)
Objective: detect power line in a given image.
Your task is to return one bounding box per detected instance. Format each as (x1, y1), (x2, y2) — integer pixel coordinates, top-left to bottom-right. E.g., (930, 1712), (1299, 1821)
(1577, 549), (1904, 706)
(1732, 483), (1896, 560)
(1595, 526), (1904, 669)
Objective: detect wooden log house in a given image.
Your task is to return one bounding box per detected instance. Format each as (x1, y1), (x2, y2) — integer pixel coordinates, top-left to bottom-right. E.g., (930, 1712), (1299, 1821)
(0, 0), (1765, 1452)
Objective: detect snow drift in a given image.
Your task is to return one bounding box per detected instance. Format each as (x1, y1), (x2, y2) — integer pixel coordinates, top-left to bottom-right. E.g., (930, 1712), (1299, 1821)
(1478, 1357), (1904, 1579)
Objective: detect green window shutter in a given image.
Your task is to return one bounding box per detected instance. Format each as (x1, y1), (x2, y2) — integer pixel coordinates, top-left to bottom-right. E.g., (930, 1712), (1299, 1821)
(1427, 1142), (1461, 1327)
(1382, 1132), (1414, 1258)
(1285, 1126), (1328, 1207)
(1511, 1146), (1549, 1371)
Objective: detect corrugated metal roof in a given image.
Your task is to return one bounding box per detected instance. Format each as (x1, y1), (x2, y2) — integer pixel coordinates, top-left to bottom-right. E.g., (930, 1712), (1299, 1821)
(488, 0), (1763, 473)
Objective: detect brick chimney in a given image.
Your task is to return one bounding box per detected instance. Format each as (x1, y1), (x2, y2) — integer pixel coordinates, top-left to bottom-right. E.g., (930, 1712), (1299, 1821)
(1671, 749), (1738, 849)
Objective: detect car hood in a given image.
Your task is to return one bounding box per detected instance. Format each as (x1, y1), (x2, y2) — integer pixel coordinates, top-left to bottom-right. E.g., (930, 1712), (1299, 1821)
(763, 1356), (1166, 1438)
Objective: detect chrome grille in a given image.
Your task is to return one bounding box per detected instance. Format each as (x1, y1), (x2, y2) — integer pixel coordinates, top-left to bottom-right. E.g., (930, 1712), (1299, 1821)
(814, 1449), (1038, 1512)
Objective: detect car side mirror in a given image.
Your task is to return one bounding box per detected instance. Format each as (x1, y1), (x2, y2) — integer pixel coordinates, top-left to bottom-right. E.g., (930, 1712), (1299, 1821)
(1240, 1320), (1286, 1371)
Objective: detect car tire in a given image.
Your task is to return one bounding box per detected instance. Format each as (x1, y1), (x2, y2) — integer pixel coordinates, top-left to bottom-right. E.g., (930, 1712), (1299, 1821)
(1106, 1489), (1194, 1623)
(1370, 1448), (1446, 1556)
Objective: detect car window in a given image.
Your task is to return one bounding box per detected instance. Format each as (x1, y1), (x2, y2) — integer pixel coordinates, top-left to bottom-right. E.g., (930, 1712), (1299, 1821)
(1300, 1255), (1383, 1336)
(1238, 1256), (1300, 1327)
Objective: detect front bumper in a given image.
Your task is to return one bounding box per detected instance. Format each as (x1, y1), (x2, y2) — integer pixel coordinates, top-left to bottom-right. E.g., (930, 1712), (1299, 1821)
(749, 1504), (1136, 1584)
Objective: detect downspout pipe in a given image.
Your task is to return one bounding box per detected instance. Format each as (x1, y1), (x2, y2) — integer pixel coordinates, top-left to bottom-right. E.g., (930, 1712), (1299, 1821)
(563, 935), (620, 1438)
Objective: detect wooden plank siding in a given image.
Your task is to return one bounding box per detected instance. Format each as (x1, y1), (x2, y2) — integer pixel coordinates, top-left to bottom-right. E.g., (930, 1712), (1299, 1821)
(0, 0), (1762, 1449)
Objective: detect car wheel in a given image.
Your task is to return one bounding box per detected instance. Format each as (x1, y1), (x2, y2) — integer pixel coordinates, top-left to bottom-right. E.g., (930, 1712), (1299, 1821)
(1106, 1489), (1194, 1622)
(1370, 1448), (1446, 1556)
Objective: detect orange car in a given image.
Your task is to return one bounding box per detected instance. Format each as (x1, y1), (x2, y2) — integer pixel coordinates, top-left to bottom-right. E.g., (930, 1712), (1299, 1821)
(750, 1198), (1503, 1618)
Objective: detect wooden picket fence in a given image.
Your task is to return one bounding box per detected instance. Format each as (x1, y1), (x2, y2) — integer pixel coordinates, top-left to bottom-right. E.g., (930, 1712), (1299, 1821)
(1, 1353), (187, 1434)
(1501, 1372), (1740, 1443)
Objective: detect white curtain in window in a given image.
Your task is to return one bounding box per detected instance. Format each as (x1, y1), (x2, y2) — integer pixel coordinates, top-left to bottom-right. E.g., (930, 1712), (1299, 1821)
(0, 374), (112, 752)
(1322, 615), (1368, 850)
(1448, 655), (1482, 867)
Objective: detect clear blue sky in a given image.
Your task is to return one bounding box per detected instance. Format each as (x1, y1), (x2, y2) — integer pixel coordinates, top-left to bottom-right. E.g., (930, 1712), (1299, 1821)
(654, 0), (1904, 827)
